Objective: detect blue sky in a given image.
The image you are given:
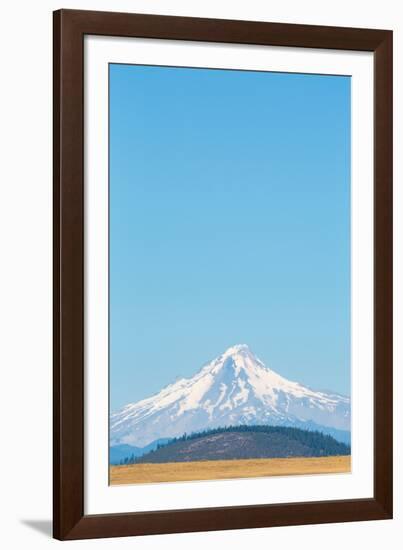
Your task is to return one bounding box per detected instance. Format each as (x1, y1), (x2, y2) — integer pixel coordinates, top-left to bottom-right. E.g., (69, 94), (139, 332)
(109, 64), (351, 411)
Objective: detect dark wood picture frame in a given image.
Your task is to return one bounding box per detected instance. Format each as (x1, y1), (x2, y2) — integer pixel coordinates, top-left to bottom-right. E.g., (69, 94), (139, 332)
(53, 9), (393, 540)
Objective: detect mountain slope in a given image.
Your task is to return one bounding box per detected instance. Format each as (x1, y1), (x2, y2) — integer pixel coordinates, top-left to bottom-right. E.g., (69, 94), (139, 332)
(110, 344), (350, 447)
(134, 426), (351, 464)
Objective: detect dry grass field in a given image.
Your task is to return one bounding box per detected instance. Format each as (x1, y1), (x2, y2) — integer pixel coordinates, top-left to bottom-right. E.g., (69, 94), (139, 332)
(110, 455), (351, 485)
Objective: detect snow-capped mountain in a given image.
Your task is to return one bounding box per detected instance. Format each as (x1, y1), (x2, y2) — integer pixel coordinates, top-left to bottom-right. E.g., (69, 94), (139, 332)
(110, 344), (350, 448)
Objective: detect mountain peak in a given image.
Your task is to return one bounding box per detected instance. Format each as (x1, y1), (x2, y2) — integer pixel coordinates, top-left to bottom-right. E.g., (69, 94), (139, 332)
(202, 343), (263, 377)
(222, 343), (251, 357)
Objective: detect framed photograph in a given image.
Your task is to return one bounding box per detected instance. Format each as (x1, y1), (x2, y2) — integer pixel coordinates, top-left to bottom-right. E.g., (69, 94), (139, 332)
(53, 9), (393, 540)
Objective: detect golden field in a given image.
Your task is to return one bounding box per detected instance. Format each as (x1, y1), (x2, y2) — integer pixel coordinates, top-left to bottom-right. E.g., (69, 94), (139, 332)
(110, 455), (351, 485)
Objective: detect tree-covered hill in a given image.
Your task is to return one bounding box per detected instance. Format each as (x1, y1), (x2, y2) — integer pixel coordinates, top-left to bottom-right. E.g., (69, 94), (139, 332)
(120, 425), (350, 465)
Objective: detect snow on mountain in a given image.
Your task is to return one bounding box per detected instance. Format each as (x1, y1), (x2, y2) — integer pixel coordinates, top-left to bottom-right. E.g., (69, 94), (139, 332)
(110, 344), (350, 447)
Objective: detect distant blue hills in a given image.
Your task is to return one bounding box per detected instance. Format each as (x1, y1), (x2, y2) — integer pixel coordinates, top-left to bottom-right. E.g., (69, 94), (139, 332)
(110, 438), (171, 465)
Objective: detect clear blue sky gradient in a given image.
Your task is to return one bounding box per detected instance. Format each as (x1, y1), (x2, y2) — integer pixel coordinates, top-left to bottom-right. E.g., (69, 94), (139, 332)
(109, 64), (351, 411)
